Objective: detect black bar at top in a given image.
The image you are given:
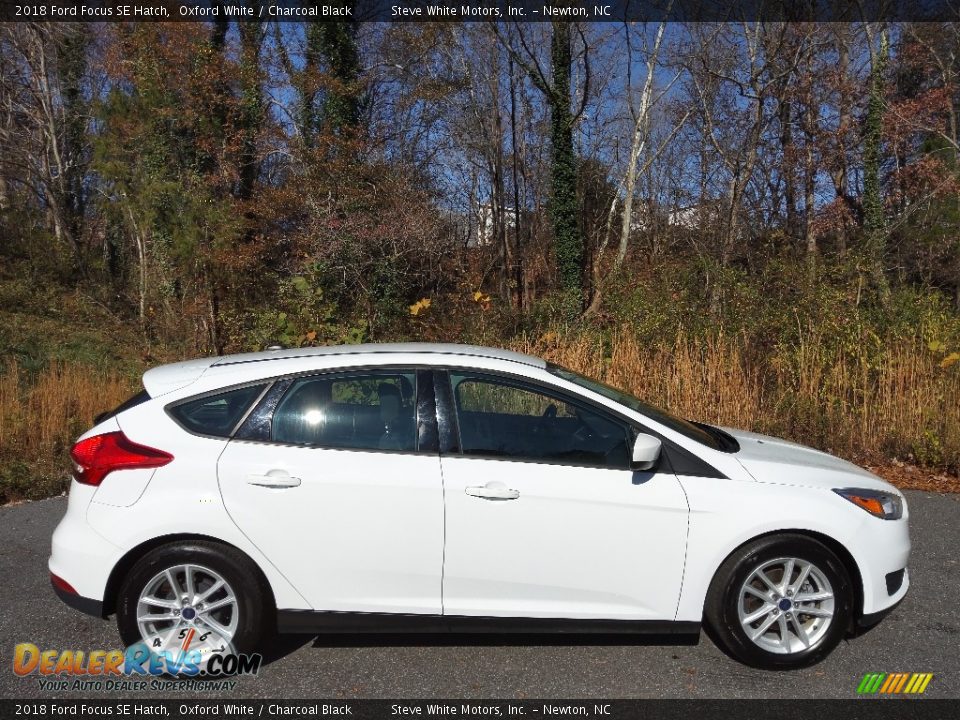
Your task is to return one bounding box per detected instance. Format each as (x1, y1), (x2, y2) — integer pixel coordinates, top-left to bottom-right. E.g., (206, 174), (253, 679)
(2, 0), (960, 23)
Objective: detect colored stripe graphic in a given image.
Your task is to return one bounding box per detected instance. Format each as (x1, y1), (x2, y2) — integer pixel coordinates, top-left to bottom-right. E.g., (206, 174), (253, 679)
(905, 673), (933, 694)
(892, 673), (909, 693)
(858, 672), (933, 694)
(857, 673), (886, 693)
(879, 674), (897, 693)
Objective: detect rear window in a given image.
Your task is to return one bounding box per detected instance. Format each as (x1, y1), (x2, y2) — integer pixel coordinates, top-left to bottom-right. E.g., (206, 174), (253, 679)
(94, 389), (151, 425)
(168, 384), (267, 438)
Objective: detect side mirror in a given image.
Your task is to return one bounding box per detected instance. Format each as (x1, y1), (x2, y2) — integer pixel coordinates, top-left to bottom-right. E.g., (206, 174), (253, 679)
(631, 433), (662, 471)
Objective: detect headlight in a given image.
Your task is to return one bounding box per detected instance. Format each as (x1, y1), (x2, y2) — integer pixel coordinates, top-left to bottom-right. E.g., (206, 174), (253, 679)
(833, 488), (903, 520)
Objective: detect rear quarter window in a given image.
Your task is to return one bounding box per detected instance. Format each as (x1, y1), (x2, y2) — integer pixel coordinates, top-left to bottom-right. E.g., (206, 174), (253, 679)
(168, 384), (267, 438)
(95, 389), (151, 425)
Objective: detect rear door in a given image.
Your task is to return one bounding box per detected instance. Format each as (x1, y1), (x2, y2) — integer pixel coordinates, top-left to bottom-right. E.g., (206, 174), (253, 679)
(438, 370), (689, 621)
(217, 368), (444, 614)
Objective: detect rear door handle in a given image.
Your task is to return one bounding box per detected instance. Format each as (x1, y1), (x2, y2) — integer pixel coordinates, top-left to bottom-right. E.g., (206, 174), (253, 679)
(465, 483), (519, 500)
(246, 470), (301, 489)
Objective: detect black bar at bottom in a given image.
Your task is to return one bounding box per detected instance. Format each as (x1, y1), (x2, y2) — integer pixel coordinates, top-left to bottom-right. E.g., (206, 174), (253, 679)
(0, 700), (954, 720)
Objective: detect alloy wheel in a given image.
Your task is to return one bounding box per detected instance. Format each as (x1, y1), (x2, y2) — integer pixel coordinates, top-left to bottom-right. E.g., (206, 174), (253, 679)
(136, 563), (239, 660)
(737, 556), (835, 655)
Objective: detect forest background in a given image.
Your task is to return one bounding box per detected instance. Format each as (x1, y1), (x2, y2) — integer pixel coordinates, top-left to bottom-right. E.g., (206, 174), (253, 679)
(1, 14), (959, 502)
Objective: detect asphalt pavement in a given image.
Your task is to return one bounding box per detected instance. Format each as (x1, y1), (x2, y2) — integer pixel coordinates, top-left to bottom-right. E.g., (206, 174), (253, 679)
(1, 491), (957, 699)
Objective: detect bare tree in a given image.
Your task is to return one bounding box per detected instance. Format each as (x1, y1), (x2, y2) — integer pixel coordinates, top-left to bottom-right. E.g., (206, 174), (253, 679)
(0, 23), (91, 263)
(585, 18), (689, 316)
(680, 21), (808, 308)
(494, 21), (591, 305)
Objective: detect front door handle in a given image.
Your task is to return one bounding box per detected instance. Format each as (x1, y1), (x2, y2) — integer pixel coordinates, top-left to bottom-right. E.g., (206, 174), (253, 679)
(246, 470), (301, 489)
(465, 483), (520, 500)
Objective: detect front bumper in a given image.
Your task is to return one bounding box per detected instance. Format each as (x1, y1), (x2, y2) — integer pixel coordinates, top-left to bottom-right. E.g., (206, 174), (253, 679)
(858, 592), (906, 629)
(851, 513), (910, 617)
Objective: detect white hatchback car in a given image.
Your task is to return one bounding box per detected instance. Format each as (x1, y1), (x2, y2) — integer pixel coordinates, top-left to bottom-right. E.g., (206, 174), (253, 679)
(50, 343), (910, 669)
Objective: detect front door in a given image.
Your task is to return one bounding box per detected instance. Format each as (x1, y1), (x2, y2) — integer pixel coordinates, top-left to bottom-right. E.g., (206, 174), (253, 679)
(439, 371), (689, 620)
(218, 369), (444, 614)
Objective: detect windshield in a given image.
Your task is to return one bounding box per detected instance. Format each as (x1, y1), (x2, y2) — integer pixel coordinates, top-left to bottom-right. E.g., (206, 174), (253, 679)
(547, 363), (729, 451)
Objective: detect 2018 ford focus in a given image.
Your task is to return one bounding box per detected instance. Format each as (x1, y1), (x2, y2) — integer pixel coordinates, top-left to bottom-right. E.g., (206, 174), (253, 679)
(49, 343), (910, 669)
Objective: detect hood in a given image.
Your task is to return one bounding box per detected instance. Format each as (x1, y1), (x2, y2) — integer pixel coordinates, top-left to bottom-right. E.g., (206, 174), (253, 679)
(722, 427), (898, 494)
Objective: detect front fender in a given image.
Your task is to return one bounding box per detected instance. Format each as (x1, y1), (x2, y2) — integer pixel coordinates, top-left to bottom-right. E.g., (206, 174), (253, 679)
(674, 476), (906, 621)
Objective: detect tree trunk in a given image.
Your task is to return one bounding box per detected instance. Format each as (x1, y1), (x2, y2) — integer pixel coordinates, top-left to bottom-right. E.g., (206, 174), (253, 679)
(862, 26), (891, 305)
(509, 55), (524, 311)
(780, 96), (798, 239)
(549, 22), (584, 306)
(615, 20), (667, 270)
(236, 22), (264, 203)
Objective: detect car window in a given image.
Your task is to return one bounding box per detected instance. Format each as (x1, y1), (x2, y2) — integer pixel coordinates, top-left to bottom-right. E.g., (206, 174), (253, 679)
(95, 388), (151, 425)
(272, 371), (417, 452)
(449, 373), (631, 468)
(168, 384), (266, 438)
(547, 363), (733, 451)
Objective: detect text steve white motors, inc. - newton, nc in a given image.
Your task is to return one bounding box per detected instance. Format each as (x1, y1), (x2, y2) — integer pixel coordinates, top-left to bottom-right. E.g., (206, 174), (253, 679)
(390, 4), (611, 18)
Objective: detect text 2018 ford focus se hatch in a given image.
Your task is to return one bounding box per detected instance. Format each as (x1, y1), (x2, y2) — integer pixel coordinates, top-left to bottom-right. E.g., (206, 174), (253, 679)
(50, 343), (909, 670)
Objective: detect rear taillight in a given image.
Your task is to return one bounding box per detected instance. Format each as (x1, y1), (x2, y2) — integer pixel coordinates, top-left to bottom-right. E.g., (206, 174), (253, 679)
(69, 431), (173, 487)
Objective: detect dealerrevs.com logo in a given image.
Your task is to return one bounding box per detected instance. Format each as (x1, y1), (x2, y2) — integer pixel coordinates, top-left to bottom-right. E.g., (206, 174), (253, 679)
(857, 672), (934, 695)
(13, 641), (262, 692)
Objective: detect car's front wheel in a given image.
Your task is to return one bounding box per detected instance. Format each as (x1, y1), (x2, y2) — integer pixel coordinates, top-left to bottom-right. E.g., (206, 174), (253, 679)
(116, 540), (267, 669)
(705, 534), (853, 669)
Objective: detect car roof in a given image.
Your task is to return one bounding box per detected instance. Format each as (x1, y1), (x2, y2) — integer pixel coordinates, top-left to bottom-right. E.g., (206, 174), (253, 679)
(142, 343), (546, 397)
(211, 343), (545, 369)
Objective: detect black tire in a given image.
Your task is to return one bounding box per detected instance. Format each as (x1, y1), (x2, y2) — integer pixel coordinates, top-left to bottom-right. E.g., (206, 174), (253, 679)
(116, 540), (267, 659)
(704, 533), (853, 670)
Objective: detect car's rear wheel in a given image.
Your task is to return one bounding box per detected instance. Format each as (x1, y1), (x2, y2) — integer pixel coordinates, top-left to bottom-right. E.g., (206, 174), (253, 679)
(116, 541), (266, 669)
(705, 534), (853, 669)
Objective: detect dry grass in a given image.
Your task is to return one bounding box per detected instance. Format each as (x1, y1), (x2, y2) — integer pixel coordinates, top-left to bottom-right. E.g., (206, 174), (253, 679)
(515, 331), (960, 489)
(0, 359), (135, 502)
(0, 359), (21, 452)
(2, 332), (958, 502)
